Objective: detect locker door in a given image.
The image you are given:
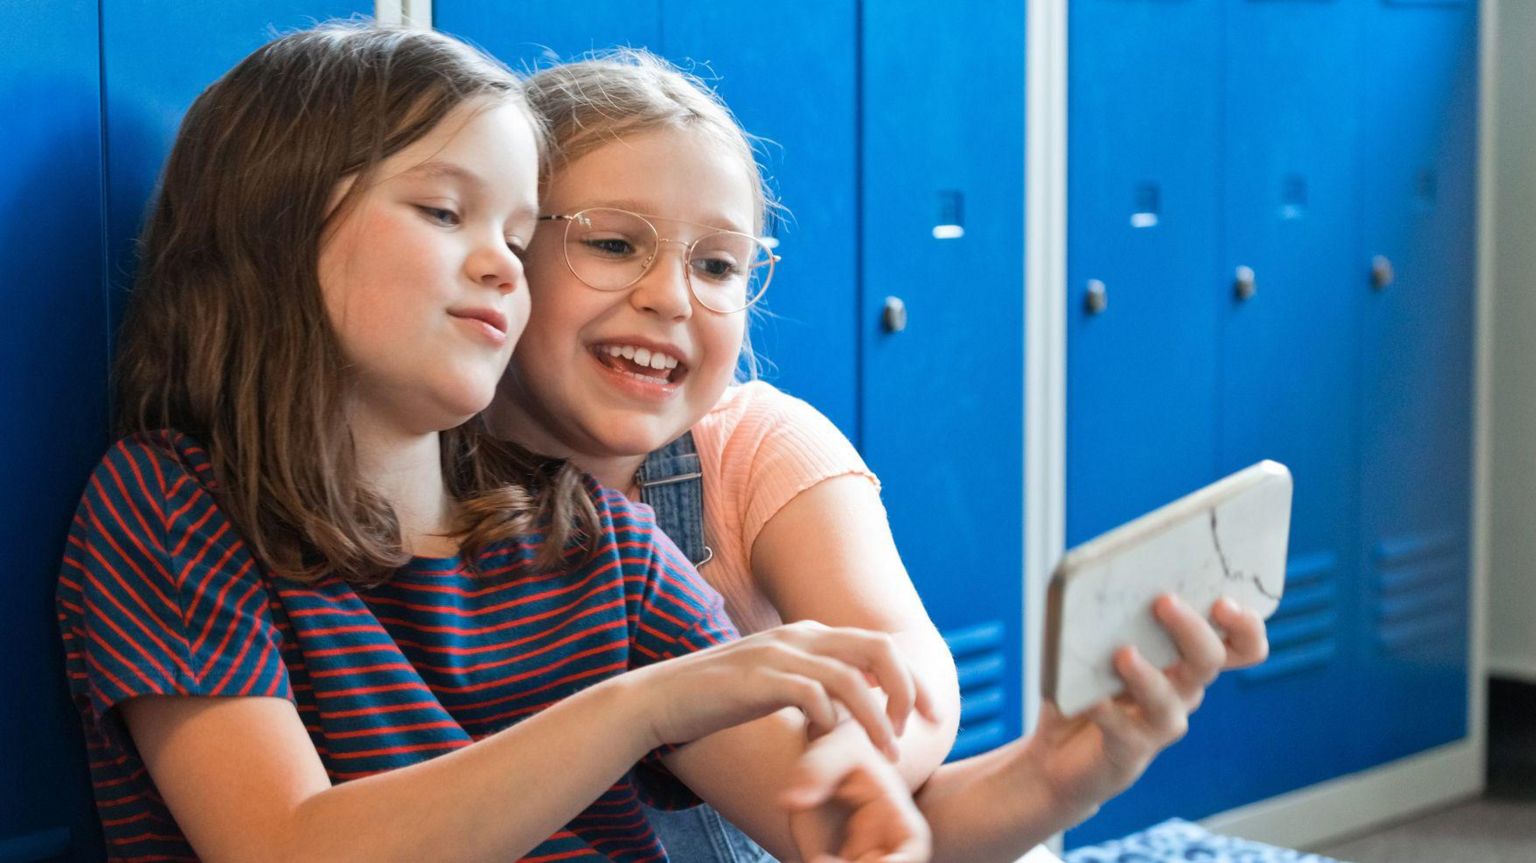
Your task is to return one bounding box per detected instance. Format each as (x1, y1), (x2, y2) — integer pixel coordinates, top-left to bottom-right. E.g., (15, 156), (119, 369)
(1097, 0), (1370, 831)
(862, 1), (1025, 760)
(665, 1), (859, 434)
(1355, 0), (1476, 765)
(2, 3), (109, 858)
(1064, 0), (1221, 548)
(434, 1), (661, 73)
(1064, 0), (1221, 845)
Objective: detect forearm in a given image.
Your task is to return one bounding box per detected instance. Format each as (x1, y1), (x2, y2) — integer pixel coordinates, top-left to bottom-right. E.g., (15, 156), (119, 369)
(285, 678), (655, 863)
(661, 708), (812, 860)
(915, 740), (1091, 863)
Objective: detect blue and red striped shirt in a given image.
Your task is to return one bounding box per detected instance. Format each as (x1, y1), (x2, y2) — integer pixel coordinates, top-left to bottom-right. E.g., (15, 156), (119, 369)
(57, 431), (738, 862)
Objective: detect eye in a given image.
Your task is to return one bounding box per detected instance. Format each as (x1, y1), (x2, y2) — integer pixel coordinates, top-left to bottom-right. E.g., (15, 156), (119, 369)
(578, 235), (640, 258)
(691, 253), (744, 282)
(417, 205), (461, 227)
(506, 238), (529, 260)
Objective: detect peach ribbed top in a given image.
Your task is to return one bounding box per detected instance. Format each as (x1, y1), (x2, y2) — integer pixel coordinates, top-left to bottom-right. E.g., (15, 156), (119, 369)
(689, 381), (880, 635)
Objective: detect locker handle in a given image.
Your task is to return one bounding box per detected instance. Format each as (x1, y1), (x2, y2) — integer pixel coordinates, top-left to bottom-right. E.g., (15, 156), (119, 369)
(1084, 279), (1108, 315)
(1234, 265), (1257, 301)
(882, 296), (908, 333)
(1371, 255), (1395, 291)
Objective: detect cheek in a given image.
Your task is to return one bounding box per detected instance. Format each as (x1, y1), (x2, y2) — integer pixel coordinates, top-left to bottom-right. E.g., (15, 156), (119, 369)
(685, 316), (748, 398)
(505, 289), (533, 348)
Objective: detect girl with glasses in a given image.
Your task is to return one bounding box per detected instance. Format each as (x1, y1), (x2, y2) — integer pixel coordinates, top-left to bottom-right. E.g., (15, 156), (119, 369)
(57, 24), (934, 862)
(488, 49), (1273, 861)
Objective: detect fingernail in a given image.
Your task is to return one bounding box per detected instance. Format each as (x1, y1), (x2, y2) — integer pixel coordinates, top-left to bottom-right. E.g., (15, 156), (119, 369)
(781, 786), (817, 808)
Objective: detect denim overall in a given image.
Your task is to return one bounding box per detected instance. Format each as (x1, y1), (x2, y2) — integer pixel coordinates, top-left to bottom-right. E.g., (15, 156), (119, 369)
(637, 432), (777, 862)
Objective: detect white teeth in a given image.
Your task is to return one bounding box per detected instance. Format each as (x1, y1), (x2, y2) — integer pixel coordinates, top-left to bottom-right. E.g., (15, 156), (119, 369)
(599, 343), (684, 370)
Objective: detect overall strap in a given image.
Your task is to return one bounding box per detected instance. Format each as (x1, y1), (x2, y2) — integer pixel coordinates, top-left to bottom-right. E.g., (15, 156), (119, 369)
(634, 431), (714, 567)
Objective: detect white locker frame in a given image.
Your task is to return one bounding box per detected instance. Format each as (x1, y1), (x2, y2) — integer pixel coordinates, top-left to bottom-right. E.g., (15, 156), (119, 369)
(1487, 0), (1536, 685)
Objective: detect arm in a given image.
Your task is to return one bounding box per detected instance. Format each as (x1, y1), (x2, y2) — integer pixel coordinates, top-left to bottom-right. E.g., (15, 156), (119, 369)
(751, 474), (962, 789)
(123, 620), (928, 863)
(122, 679), (656, 863)
(785, 596), (1271, 863)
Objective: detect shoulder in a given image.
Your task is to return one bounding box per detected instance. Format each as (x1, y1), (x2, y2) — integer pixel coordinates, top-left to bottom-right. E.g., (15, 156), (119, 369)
(696, 381), (850, 451)
(697, 381), (868, 475)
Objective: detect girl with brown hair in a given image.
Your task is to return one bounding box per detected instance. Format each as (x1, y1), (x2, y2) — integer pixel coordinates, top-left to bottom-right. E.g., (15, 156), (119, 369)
(57, 22), (934, 862)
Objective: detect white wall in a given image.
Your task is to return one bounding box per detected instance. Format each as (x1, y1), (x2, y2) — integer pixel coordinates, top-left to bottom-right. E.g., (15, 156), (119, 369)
(1488, 0), (1536, 683)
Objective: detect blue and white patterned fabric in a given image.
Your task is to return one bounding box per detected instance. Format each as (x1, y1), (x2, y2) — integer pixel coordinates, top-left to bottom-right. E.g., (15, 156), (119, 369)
(1064, 819), (1345, 863)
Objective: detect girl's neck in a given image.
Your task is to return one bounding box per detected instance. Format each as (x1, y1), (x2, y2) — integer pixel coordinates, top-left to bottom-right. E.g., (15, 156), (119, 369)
(579, 453), (649, 500)
(482, 396), (648, 499)
(350, 417), (458, 556)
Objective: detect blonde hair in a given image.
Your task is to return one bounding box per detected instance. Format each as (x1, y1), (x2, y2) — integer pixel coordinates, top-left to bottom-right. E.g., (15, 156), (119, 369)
(525, 48), (775, 233)
(525, 49), (778, 380)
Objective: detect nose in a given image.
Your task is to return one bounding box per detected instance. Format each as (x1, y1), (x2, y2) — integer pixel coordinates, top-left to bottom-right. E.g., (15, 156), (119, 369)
(467, 237), (523, 294)
(628, 239), (693, 321)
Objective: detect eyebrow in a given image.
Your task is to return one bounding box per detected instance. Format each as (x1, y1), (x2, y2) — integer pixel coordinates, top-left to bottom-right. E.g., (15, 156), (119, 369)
(401, 160), (486, 187)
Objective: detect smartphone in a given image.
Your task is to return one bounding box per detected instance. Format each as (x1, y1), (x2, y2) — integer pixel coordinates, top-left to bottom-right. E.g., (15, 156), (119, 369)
(1042, 460), (1293, 717)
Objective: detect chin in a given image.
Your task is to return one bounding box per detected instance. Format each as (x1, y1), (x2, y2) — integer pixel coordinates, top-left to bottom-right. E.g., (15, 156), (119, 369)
(591, 417), (677, 458)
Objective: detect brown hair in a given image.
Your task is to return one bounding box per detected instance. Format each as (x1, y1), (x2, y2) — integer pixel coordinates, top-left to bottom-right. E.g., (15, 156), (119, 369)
(115, 22), (598, 585)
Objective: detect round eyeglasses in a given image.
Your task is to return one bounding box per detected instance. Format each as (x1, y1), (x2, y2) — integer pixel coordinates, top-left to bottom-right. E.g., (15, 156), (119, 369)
(538, 207), (778, 314)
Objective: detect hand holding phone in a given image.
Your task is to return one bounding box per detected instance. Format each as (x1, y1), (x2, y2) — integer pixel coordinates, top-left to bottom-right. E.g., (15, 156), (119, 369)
(1043, 461), (1292, 716)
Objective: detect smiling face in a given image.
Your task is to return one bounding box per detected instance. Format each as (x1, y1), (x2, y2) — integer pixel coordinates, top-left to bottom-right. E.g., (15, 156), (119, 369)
(493, 126), (758, 473)
(319, 97), (540, 439)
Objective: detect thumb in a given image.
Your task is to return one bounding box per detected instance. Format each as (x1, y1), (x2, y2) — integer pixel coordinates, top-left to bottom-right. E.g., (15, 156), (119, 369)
(782, 727), (871, 809)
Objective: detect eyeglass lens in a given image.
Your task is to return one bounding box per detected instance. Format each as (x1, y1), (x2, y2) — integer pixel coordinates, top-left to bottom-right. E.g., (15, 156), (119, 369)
(562, 208), (773, 312)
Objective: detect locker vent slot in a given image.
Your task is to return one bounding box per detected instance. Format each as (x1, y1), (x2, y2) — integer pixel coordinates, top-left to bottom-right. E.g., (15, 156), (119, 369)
(1131, 182), (1160, 228)
(943, 620), (1010, 760)
(1373, 531), (1465, 656)
(1239, 552), (1339, 684)
(1415, 168), (1438, 208)
(1280, 173), (1308, 220)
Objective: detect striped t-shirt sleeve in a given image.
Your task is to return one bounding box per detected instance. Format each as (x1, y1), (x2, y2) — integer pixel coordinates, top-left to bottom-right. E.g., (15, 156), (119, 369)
(57, 434), (292, 733)
(608, 492), (739, 666)
(596, 488), (739, 811)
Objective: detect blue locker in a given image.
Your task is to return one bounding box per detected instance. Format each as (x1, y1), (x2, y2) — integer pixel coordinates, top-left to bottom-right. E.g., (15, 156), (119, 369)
(434, 1), (662, 74)
(100, 1), (370, 330)
(436, 1), (860, 435)
(1064, 0), (1222, 842)
(2, 3), (109, 859)
(1354, 0), (1476, 765)
(1216, 0), (1369, 792)
(861, 1), (1026, 760)
(664, 1), (860, 436)
(1065, 0), (1223, 550)
(1084, 2), (1370, 841)
(1067, 0), (1478, 846)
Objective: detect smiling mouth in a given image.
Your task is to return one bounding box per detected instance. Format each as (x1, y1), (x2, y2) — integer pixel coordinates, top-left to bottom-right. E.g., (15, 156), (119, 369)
(592, 343), (689, 384)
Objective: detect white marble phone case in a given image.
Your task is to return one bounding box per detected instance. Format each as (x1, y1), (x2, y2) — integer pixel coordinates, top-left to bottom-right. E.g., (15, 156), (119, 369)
(1043, 461), (1292, 717)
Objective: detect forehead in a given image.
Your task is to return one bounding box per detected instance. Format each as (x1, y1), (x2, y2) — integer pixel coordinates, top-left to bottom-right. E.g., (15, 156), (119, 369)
(544, 126), (758, 232)
(385, 99), (539, 203)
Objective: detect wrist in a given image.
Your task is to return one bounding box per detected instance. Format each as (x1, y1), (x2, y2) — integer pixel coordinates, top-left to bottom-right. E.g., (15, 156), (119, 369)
(1005, 739), (1102, 828)
(590, 670), (667, 758)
